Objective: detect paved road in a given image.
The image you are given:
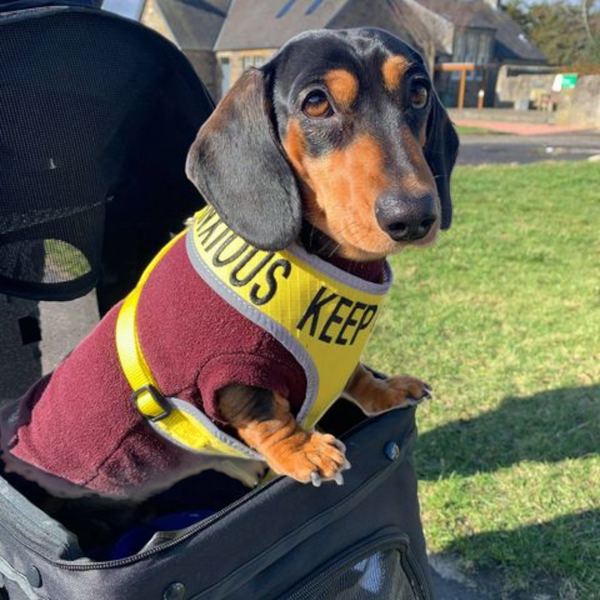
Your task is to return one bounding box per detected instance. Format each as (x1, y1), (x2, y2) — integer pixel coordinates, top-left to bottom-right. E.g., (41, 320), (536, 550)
(0, 292), (98, 400)
(431, 570), (487, 600)
(430, 555), (495, 600)
(458, 130), (600, 165)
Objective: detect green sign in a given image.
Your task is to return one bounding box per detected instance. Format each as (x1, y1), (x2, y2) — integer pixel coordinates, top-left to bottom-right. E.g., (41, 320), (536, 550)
(561, 74), (578, 89)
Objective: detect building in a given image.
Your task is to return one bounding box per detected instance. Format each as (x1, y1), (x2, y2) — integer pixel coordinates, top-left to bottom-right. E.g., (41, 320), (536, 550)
(142, 0), (546, 106)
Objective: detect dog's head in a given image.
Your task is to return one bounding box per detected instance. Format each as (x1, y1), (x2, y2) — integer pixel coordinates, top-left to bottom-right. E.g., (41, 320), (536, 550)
(186, 28), (459, 261)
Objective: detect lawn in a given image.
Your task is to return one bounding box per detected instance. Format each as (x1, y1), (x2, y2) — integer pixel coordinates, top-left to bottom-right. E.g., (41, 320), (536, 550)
(364, 162), (600, 598)
(455, 124), (506, 135)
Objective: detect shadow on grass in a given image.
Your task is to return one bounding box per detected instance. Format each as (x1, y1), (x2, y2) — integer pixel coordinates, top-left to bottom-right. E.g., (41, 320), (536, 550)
(442, 509), (600, 598)
(417, 385), (599, 480)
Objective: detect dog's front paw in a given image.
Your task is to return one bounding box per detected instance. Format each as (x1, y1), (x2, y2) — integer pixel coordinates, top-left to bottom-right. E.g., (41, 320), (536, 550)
(268, 431), (351, 487)
(360, 375), (432, 415)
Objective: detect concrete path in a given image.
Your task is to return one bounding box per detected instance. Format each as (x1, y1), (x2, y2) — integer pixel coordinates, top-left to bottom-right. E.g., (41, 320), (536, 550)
(457, 130), (600, 165)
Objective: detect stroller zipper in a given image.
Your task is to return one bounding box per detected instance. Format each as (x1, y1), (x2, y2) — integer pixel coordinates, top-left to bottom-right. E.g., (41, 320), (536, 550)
(7, 415), (416, 571)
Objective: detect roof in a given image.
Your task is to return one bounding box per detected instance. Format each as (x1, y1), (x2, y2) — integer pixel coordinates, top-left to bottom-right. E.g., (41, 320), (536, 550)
(214, 0), (352, 51)
(416, 0), (545, 62)
(155, 0), (231, 50)
(488, 7), (546, 63)
(417, 0), (495, 29)
(155, 0), (545, 63)
(327, 0), (436, 56)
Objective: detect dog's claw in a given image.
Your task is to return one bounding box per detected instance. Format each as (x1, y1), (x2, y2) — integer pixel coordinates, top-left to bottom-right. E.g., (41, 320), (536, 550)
(334, 472), (345, 486)
(311, 472), (322, 487)
(333, 439), (346, 452)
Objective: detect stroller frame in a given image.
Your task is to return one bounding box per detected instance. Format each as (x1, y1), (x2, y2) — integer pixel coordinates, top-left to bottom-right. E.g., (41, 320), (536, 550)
(0, 5), (435, 598)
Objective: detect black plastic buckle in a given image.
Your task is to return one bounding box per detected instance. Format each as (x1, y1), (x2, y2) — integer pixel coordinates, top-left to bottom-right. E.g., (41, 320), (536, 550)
(131, 384), (171, 422)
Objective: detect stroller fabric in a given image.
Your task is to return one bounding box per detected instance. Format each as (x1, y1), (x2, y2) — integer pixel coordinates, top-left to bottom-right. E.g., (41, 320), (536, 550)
(0, 6), (435, 599)
(0, 5), (212, 308)
(0, 404), (433, 600)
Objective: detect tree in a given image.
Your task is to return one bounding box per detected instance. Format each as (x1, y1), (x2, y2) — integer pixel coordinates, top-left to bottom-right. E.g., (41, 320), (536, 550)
(503, 0), (531, 32)
(502, 0), (600, 65)
(582, 0), (600, 63)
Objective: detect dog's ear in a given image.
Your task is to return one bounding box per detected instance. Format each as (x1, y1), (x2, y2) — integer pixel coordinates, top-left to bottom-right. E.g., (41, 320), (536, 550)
(423, 92), (459, 230)
(186, 68), (302, 250)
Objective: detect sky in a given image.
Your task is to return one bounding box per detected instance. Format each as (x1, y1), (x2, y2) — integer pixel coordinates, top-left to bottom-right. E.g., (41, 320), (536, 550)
(99, 0), (594, 22)
(102, 0), (145, 20)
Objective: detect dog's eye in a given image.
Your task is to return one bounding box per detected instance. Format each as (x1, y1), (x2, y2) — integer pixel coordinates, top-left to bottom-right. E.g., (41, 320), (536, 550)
(302, 91), (333, 118)
(410, 83), (429, 110)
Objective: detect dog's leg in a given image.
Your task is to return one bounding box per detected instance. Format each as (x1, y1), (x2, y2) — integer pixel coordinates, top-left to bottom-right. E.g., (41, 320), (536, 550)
(218, 385), (349, 486)
(343, 363), (431, 416)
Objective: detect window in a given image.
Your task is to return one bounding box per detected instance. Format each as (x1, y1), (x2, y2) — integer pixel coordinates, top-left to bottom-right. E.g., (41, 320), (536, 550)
(219, 57), (230, 98)
(242, 55), (267, 70)
(453, 29), (492, 65)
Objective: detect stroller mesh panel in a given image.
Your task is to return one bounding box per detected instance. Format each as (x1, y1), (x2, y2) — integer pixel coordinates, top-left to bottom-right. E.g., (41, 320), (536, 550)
(286, 549), (418, 600)
(0, 8), (212, 302)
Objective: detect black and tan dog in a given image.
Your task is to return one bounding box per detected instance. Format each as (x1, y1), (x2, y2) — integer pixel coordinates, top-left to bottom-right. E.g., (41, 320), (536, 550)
(1, 28), (458, 501)
(185, 28), (458, 486)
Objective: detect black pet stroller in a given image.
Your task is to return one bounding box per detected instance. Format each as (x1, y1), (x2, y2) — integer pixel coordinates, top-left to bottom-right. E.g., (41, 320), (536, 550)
(0, 4), (434, 598)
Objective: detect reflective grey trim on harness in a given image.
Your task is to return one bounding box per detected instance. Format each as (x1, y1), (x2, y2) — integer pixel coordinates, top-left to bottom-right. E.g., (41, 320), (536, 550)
(148, 397), (263, 460)
(185, 226), (393, 427)
(287, 243), (393, 296)
(185, 230), (321, 427)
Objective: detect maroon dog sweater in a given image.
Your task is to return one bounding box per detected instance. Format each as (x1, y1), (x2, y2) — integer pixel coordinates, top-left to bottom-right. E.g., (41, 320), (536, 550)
(0, 235), (384, 499)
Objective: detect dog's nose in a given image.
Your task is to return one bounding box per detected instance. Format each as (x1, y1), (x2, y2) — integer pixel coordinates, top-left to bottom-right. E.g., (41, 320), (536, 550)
(375, 192), (438, 242)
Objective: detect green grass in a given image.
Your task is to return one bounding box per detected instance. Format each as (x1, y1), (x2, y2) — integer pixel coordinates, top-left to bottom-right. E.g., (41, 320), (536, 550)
(455, 125), (506, 135)
(44, 239), (91, 280)
(365, 162), (600, 598)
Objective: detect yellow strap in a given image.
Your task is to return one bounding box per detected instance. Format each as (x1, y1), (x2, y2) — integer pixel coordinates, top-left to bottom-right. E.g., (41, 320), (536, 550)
(115, 229), (247, 458)
(116, 231), (184, 418)
(116, 206), (389, 460)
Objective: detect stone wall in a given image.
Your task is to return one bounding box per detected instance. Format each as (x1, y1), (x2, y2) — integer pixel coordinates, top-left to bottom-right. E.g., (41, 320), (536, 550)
(141, 0), (176, 44)
(556, 75), (600, 127)
(495, 65), (557, 108)
(141, 2), (221, 102)
(495, 66), (600, 127)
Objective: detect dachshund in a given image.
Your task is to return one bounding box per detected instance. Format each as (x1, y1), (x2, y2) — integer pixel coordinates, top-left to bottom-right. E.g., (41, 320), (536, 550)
(184, 27), (458, 487)
(0, 27), (458, 503)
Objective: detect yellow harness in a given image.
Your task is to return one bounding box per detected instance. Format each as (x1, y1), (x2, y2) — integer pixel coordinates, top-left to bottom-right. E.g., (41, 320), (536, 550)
(116, 206), (392, 460)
